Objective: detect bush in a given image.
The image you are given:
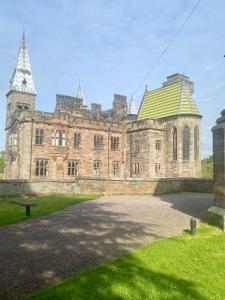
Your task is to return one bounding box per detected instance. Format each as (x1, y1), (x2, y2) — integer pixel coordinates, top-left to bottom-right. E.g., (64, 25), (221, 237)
(201, 155), (213, 179)
(0, 151), (5, 173)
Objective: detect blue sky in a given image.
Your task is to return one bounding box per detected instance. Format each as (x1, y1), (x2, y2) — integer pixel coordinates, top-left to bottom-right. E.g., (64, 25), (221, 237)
(0, 0), (225, 157)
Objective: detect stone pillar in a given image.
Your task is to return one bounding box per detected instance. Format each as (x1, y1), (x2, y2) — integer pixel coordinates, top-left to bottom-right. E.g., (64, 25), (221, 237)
(208, 109), (225, 230)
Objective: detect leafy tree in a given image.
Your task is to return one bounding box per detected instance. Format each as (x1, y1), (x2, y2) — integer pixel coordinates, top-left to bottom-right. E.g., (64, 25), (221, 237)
(201, 155), (213, 179)
(0, 151), (5, 173)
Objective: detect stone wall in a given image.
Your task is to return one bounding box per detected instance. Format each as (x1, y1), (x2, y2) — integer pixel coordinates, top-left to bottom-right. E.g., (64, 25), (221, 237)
(0, 178), (213, 196)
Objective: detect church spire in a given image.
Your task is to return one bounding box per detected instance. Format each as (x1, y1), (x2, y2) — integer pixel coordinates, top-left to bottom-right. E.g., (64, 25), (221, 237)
(9, 32), (36, 94)
(128, 95), (137, 115)
(76, 82), (86, 105)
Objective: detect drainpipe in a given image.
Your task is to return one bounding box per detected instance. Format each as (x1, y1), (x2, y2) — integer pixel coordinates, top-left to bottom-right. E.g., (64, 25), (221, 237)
(107, 128), (110, 179)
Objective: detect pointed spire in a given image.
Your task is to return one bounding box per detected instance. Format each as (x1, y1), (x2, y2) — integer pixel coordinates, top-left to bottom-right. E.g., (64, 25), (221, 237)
(76, 82), (86, 105)
(128, 94), (137, 115)
(9, 31), (36, 94)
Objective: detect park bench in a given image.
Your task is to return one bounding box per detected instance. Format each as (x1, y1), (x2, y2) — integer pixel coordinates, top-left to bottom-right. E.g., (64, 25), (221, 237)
(10, 200), (37, 216)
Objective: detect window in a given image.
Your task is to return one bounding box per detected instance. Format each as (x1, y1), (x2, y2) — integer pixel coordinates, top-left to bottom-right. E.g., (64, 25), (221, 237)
(155, 163), (161, 175)
(133, 140), (139, 155)
(9, 132), (18, 146)
(35, 129), (44, 145)
(183, 126), (190, 160)
(74, 132), (81, 148)
(113, 161), (120, 176)
(172, 127), (177, 160)
(94, 135), (103, 149)
(52, 130), (66, 146)
(93, 160), (101, 176)
(132, 163), (139, 175)
(68, 160), (79, 176)
(111, 136), (119, 150)
(16, 102), (30, 111)
(35, 160), (48, 176)
(156, 140), (161, 150)
(194, 126), (199, 160)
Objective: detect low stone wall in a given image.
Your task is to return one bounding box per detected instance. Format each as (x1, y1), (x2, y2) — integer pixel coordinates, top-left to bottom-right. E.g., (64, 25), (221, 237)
(182, 178), (214, 193)
(0, 177), (214, 196)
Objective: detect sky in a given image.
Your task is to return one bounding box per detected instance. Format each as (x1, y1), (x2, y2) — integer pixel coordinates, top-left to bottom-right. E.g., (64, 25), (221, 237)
(0, 0), (225, 157)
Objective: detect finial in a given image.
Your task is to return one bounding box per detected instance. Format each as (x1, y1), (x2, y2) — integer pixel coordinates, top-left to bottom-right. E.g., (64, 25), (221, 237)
(145, 85), (148, 93)
(22, 24), (25, 40)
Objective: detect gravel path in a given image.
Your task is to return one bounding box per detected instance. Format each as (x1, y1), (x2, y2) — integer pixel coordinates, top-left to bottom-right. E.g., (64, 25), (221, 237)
(0, 192), (213, 300)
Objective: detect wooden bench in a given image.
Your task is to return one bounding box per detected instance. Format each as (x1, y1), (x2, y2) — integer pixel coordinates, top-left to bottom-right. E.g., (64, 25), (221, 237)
(10, 200), (37, 216)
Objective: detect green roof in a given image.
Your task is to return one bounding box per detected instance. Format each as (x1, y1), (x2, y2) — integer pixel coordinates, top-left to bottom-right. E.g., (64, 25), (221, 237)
(138, 81), (200, 120)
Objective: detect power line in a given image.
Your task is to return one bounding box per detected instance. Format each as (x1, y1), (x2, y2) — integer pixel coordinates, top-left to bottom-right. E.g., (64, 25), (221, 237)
(133, 0), (201, 96)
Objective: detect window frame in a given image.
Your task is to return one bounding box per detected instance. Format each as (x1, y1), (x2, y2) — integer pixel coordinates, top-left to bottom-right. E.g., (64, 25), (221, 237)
(52, 130), (66, 147)
(155, 140), (161, 151)
(35, 128), (44, 145)
(68, 160), (79, 176)
(194, 126), (199, 160)
(155, 163), (161, 175)
(74, 132), (81, 148)
(172, 127), (177, 160)
(111, 136), (119, 150)
(183, 126), (190, 160)
(112, 161), (120, 176)
(94, 135), (103, 149)
(35, 159), (48, 176)
(93, 160), (101, 176)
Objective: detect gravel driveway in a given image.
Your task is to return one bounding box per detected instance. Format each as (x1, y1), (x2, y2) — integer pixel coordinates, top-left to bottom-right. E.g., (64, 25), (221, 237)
(0, 192), (213, 300)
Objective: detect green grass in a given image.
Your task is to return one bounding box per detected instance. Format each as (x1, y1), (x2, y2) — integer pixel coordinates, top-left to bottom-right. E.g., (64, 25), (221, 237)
(25, 224), (225, 300)
(0, 194), (99, 227)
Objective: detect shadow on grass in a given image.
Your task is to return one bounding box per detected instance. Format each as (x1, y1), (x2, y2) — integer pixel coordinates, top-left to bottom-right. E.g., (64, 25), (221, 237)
(0, 200), (162, 300)
(26, 254), (205, 300)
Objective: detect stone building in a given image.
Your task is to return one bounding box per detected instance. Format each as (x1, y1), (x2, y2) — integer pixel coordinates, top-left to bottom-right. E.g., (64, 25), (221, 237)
(209, 109), (225, 230)
(5, 34), (202, 180)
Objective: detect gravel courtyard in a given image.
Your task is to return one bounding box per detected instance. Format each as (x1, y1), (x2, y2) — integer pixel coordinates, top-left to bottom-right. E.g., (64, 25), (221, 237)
(0, 192), (213, 300)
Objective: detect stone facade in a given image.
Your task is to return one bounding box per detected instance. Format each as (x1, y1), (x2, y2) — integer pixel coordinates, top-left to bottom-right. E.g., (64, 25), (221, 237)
(4, 35), (202, 181)
(0, 178), (214, 196)
(5, 90), (201, 180)
(208, 109), (225, 230)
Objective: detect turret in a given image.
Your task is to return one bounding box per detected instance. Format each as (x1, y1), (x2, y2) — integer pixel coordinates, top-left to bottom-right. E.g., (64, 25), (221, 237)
(6, 32), (36, 127)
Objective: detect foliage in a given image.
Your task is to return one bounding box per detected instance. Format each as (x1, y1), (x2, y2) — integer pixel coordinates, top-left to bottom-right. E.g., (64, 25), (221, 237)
(0, 194), (99, 227)
(0, 151), (4, 174)
(25, 224), (225, 300)
(201, 155), (213, 179)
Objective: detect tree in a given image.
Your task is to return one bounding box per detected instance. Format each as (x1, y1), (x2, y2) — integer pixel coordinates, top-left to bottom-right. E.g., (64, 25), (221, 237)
(0, 151), (4, 173)
(201, 155), (213, 179)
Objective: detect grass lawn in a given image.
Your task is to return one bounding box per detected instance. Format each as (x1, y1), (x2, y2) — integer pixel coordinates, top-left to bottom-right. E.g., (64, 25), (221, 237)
(0, 194), (99, 227)
(25, 224), (225, 300)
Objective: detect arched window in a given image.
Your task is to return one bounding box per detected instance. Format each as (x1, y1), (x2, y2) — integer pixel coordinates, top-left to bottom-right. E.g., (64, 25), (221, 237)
(183, 126), (190, 160)
(194, 126), (199, 160)
(172, 127), (177, 160)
